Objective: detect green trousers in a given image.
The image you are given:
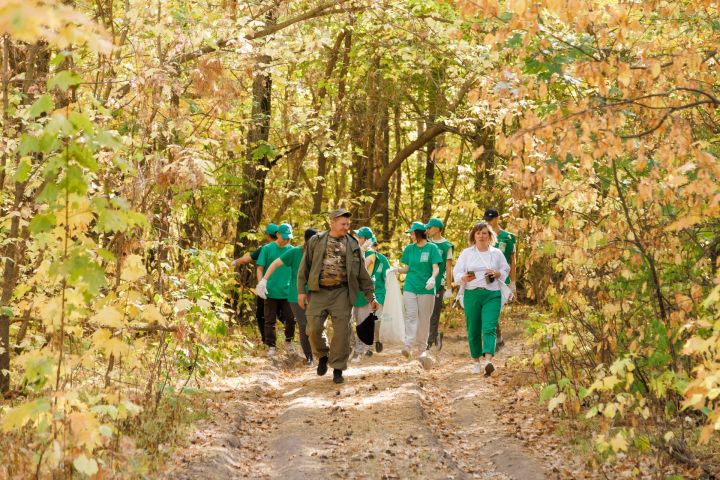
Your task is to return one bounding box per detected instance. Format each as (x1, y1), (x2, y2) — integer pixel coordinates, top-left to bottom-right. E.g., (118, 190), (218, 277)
(463, 288), (502, 358)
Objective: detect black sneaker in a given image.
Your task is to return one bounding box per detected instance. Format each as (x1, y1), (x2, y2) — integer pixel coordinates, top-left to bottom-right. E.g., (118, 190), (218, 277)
(317, 356), (328, 376)
(437, 332), (444, 351)
(375, 341), (383, 353)
(484, 361), (495, 377)
(333, 369), (344, 384)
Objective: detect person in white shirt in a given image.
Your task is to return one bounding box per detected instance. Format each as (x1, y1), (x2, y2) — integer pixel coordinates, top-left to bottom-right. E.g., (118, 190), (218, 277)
(453, 222), (510, 376)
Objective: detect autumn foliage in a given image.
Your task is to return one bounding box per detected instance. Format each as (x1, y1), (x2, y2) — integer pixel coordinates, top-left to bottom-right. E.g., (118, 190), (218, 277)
(0, 0), (718, 477)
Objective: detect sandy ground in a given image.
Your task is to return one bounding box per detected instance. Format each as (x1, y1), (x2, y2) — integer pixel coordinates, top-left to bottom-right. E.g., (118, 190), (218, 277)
(164, 307), (595, 479)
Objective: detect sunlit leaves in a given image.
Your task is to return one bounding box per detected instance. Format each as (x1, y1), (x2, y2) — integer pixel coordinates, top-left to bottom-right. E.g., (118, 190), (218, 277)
(1, 398), (51, 432)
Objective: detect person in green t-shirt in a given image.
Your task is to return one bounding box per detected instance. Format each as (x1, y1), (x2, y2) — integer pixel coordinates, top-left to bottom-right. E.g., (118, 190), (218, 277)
(256, 223), (295, 357)
(392, 222), (442, 369)
(229, 223), (279, 343)
(483, 208), (518, 349)
(259, 227), (318, 365)
(350, 227), (390, 362)
(425, 217), (454, 351)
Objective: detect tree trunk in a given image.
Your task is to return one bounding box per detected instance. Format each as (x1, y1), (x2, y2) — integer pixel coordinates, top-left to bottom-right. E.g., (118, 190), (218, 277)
(313, 30), (352, 214)
(232, 51), (273, 258)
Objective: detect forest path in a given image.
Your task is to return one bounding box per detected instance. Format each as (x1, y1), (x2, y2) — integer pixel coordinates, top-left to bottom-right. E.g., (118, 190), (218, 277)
(165, 307), (590, 479)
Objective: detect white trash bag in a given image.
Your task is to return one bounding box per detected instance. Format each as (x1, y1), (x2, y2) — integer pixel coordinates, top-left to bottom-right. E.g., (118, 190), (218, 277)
(379, 270), (405, 345)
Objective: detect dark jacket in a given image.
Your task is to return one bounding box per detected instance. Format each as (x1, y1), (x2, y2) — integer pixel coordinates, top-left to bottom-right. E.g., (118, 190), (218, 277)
(297, 231), (375, 305)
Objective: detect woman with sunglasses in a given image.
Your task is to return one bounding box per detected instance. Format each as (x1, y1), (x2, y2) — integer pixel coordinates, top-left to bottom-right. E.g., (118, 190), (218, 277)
(453, 222), (510, 376)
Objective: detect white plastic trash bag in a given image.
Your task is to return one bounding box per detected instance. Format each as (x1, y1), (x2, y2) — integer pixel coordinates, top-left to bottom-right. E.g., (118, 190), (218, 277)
(379, 270), (405, 345)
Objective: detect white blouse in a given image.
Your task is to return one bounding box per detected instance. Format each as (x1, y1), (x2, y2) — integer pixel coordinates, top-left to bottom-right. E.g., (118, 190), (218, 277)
(453, 246), (510, 291)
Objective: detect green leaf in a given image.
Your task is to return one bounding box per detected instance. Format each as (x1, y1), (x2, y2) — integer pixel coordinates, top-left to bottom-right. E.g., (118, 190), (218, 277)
(539, 383), (558, 402)
(13, 156), (32, 183)
(96, 209), (128, 233)
(28, 95), (53, 118)
(19, 135), (39, 155)
(48, 70), (81, 92)
(70, 144), (98, 171)
(68, 111), (96, 135)
(73, 455), (98, 476)
(94, 130), (122, 149)
(29, 212), (57, 235)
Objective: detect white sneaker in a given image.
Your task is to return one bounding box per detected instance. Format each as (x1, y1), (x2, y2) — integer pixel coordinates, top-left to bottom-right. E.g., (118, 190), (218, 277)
(351, 352), (362, 364)
(472, 363), (482, 375)
(267, 347), (276, 357)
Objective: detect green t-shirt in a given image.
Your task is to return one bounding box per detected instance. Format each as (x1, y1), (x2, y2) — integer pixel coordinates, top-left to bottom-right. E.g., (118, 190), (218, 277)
(257, 242), (293, 299)
(280, 246), (305, 304)
(430, 238), (454, 286)
(354, 250), (390, 306)
(494, 229), (516, 285)
(400, 242), (442, 295)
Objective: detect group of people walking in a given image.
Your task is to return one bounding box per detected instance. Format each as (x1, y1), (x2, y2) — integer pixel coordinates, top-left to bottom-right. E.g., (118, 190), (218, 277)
(233, 207), (517, 383)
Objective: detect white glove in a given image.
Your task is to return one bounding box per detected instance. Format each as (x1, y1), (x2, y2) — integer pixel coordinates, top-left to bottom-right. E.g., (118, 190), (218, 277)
(443, 288), (453, 301)
(425, 277), (436, 291)
(256, 279), (268, 299)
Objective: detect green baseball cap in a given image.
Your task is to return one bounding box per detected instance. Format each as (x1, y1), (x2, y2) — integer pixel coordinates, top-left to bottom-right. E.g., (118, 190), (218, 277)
(405, 221), (427, 233)
(263, 223), (279, 235)
(278, 223), (293, 239)
(425, 217), (444, 229)
(354, 226), (375, 239)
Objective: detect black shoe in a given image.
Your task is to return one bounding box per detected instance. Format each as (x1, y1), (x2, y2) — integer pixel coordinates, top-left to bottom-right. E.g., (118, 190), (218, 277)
(437, 332), (444, 351)
(365, 350), (373, 357)
(484, 361), (495, 377)
(375, 341), (383, 353)
(317, 356), (328, 376)
(333, 369), (344, 384)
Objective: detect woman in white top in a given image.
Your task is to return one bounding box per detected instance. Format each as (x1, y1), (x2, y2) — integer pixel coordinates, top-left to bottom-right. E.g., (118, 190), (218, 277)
(453, 222), (510, 376)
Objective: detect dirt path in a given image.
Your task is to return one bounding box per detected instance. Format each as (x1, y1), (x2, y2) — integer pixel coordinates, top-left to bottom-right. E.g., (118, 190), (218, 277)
(166, 309), (591, 479)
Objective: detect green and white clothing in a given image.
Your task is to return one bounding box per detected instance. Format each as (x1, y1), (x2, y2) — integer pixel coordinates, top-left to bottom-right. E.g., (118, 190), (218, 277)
(494, 230), (516, 285)
(354, 250), (390, 307)
(430, 237), (454, 286)
(280, 246), (305, 304)
(400, 242), (443, 295)
(257, 242), (293, 299)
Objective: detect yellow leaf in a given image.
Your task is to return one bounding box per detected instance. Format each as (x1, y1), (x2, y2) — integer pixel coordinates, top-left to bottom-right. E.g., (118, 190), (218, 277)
(609, 432), (628, 452)
(69, 412), (102, 450)
(1, 398), (51, 432)
(548, 392), (566, 412)
(90, 306), (124, 328)
(141, 305), (165, 324)
(508, 0), (528, 14)
(649, 59), (662, 78)
(73, 454), (98, 476)
(121, 255), (146, 282)
(664, 431), (674, 442)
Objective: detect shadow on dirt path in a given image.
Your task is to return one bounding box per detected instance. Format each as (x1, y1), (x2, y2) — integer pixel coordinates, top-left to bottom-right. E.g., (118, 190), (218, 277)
(165, 306), (592, 479)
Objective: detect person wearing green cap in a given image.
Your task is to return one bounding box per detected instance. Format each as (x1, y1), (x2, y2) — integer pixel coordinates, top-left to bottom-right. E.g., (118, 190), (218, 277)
(256, 223), (295, 356)
(297, 209), (378, 384)
(392, 221), (442, 369)
(350, 227), (390, 361)
(231, 223), (280, 343)
(425, 217), (454, 351)
(257, 227), (317, 364)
